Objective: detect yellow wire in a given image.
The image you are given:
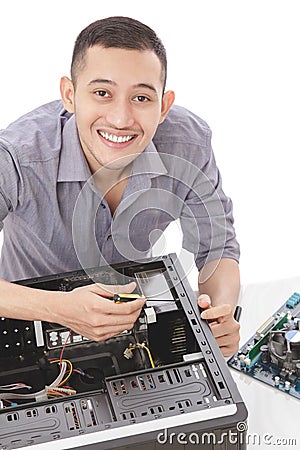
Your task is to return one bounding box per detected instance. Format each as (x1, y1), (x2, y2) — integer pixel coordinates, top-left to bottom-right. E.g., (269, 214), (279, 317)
(50, 359), (73, 386)
(136, 343), (155, 368)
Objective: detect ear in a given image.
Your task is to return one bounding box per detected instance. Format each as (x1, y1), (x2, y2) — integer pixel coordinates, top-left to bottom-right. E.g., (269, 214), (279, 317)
(159, 90), (175, 124)
(60, 76), (75, 113)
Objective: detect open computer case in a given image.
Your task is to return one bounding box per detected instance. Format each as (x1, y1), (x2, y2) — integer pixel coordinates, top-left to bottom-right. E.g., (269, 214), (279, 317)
(0, 254), (247, 449)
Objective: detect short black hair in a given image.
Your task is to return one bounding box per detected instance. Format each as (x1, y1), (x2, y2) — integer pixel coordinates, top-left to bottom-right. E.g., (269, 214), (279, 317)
(71, 16), (167, 90)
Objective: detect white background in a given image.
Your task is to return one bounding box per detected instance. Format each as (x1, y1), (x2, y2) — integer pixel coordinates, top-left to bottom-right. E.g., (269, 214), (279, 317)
(0, 0), (299, 286)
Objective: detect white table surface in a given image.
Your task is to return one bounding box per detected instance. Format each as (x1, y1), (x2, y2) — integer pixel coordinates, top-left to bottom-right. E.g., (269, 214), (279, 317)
(231, 276), (300, 450)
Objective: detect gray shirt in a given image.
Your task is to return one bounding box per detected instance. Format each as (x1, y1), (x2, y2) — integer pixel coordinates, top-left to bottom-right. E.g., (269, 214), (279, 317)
(0, 100), (239, 281)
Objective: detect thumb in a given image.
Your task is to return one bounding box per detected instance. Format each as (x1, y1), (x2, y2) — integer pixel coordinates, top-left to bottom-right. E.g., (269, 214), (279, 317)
(92, 281), (137, 297)
(117, 281), (137, 294)
(198, 293), (211, 308)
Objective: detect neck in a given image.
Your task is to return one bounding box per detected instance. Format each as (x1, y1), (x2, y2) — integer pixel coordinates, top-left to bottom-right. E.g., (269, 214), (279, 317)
(93, 164), (132, 216)
(93, 162), (132, 186)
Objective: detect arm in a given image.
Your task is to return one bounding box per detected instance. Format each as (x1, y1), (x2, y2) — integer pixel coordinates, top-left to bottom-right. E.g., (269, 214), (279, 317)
(197, 258), (240, 357)
(0, 278), (146, 341)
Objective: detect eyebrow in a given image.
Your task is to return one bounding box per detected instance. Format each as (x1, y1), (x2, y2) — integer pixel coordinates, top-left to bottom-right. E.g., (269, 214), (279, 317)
(87, 79), (158, 94)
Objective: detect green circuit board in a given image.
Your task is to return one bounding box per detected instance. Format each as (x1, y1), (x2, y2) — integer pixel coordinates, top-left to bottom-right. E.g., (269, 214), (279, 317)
(228, 292), (300, 400)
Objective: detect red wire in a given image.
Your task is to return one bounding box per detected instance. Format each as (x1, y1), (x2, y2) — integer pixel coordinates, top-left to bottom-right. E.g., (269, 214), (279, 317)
(59, 329), (72, 363)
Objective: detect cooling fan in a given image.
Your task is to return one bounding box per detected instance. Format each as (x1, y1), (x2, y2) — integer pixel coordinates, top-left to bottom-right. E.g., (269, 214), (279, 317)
(268, 327), (300, 373)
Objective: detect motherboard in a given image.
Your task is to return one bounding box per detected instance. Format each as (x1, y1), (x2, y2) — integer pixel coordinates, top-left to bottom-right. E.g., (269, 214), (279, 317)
(228, 292), (300, 400)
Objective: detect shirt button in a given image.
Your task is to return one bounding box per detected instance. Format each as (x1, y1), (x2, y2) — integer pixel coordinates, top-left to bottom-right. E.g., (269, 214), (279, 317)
(107, 234), (112, 240)
(101, 203), (106, 209)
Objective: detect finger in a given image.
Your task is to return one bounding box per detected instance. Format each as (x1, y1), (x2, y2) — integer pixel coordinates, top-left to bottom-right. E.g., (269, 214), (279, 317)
(211, 331), (240, 357)
(91, 281), (137, 297)
(209, 322), (240, 339)
(83, 302), (143, 329)
(219, 345), (239, 358)
(97, 310), (143, 330)
(91, 296), (146, 316)
(110, 297), (147, 314)
(211, 330), (240, 345)
(93, 327), (136, 342)
(81, 324), (135, 341)
(200, 304), (232, 321)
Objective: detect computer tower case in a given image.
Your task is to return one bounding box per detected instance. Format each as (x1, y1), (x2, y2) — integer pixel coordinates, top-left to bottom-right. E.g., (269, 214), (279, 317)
(0, 254), (247, 449)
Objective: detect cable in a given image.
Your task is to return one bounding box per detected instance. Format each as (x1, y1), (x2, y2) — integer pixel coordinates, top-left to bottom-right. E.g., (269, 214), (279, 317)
(123, 342), (155, 368)
(137, 344), (155, 368)
(50, 359), (73, 387)
(59, 329), (72, 362)
(0, 328), (74, 404)
(0, 361), (68, 401)
(0, 383), (32, 391)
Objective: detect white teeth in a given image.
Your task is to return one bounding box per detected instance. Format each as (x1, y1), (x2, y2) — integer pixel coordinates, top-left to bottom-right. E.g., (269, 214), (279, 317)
(99, 131), (134, 143)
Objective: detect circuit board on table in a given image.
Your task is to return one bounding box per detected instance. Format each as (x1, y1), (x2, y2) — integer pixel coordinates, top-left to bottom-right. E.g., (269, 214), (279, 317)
(228, 292), (300, 400)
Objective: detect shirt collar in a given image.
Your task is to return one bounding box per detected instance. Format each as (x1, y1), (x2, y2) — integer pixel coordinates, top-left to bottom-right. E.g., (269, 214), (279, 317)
(58, 114), (91, 182)
(131, 140), (167, 178)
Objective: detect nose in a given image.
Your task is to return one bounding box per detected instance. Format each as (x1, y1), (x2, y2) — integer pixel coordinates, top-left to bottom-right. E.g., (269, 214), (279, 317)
(105, 97), (135, 129)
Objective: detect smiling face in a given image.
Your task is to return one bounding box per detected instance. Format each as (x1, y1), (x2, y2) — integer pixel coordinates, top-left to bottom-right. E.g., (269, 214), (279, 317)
(60, 46), (175, 174)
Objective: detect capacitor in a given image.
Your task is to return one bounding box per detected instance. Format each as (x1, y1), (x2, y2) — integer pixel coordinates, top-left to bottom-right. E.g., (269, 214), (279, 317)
(244, 357), (251, 368)
(284, 380), (291, 391)
(274, 376), (280, 387)
(239, 354), (246, 369)
(293, 318), (300, 327)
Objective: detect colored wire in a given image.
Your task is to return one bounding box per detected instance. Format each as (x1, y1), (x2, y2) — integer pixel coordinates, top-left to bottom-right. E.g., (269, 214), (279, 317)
(136, 343), (155, 368)
(0, 383), (32, 391)
(50, 359), (73, 386)
(123, 342), (155, 368)
(59, 329), (72, 363)
(0, 361), (68, 401)
(46, 387), (76, 397)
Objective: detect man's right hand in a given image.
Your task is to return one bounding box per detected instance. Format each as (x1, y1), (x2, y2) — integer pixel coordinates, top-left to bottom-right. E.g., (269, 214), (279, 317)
(52, 281), (146, 341)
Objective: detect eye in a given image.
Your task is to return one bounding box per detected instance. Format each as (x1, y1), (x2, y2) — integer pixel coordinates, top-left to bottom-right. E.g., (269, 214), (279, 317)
(133, 95), (150, 103)
(95, 90), (109, 97)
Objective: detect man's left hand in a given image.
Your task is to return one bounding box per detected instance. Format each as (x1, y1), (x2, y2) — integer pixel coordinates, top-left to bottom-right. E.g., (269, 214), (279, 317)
(198, 294), (240, 357)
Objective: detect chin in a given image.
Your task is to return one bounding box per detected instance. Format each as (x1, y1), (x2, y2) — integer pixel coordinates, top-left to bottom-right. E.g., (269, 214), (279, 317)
(102, 153), (139, 170)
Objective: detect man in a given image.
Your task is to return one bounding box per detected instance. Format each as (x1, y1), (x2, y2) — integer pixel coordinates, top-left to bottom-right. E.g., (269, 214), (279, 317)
(0, 16), (240, 357)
